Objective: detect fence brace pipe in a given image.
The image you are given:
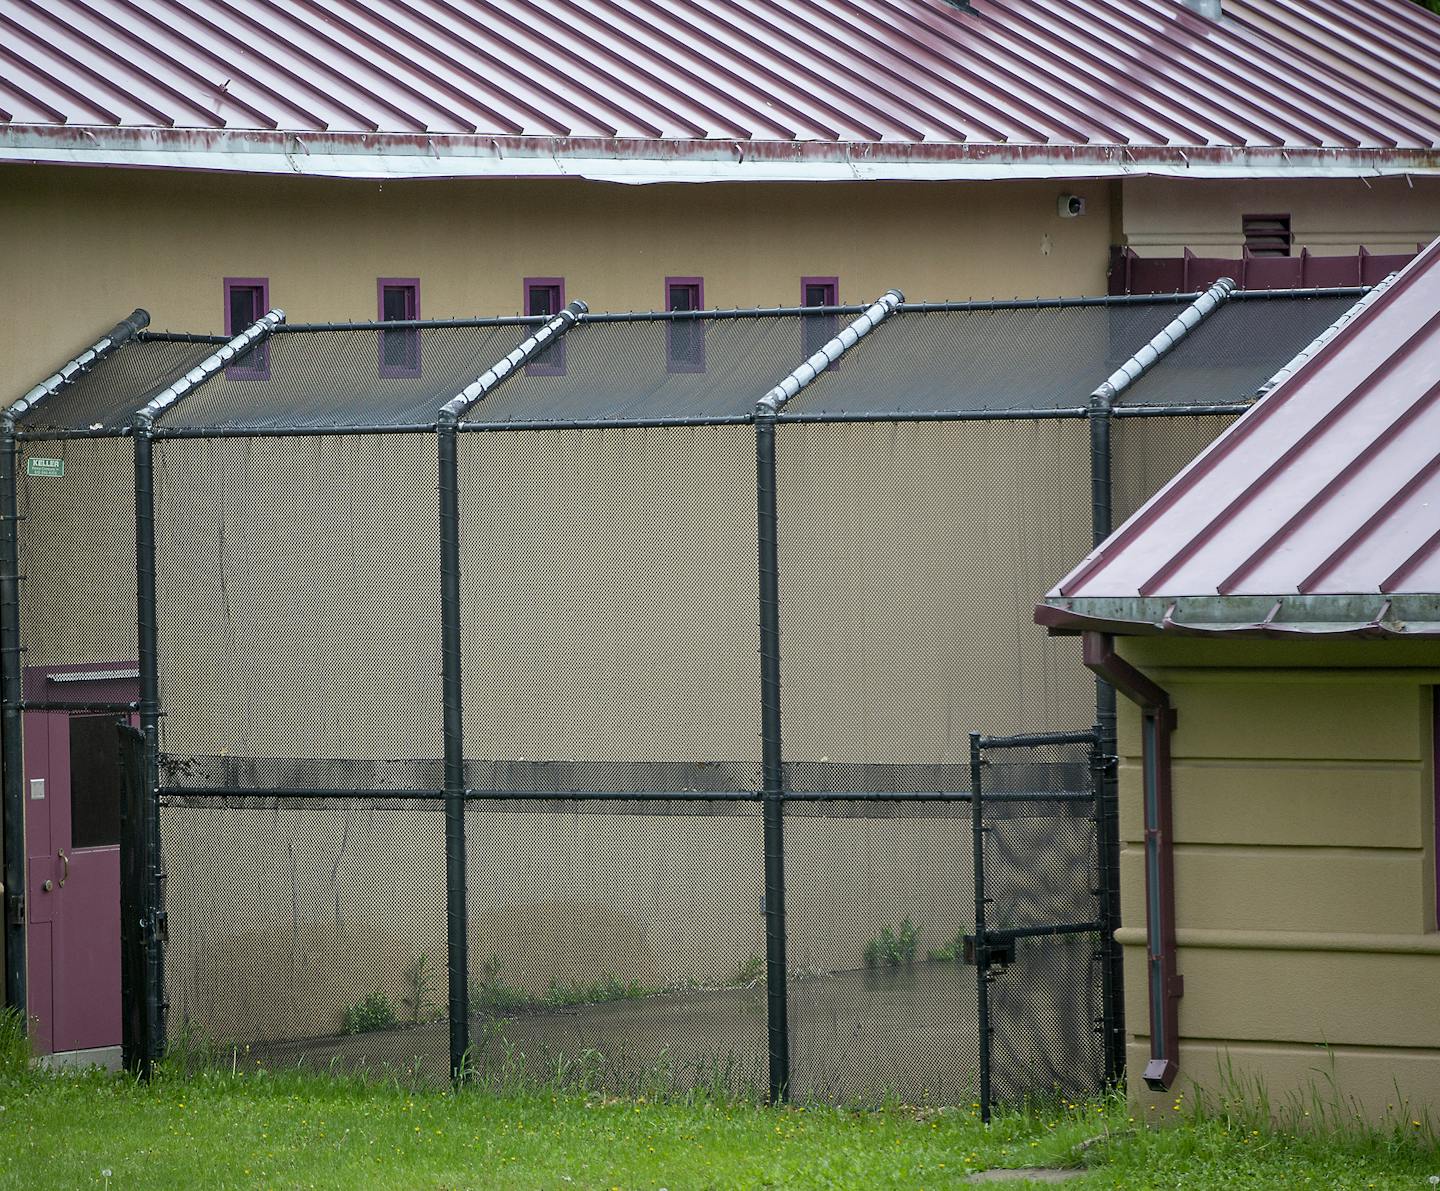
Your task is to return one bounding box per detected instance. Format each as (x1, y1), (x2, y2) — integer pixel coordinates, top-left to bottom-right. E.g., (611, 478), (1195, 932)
(1, 308), (150, 1019)
(756, 290), (903, 415)
(753, 289), (903, 1103)
(129, 309), (285, 1061)
(1082, 633), (1179, 1092)
(438, 300), (588, 420)
(1084, 276), (1231, 1085)
(435, 297), (586, 1079)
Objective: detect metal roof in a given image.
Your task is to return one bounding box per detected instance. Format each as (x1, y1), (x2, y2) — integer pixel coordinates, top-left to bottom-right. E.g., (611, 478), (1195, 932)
(10, 291), (1367, 432)
(1040, 236), (1440, 637)
(1, 0), (1437, 181)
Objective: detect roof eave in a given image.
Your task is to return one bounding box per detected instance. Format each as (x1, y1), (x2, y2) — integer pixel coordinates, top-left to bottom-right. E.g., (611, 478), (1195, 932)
(1036, 593), (1440, 639)
(2, 127), (1438, 182)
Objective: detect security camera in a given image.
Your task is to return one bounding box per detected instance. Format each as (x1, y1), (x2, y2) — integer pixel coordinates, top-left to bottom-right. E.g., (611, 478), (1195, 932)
(1057, 194), (1087, 218)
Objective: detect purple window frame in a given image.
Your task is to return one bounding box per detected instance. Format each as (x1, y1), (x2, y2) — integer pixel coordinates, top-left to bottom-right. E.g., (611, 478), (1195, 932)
(523, 277), (566, 376)
(665, 277), (705, 374)
(801, 276), (839, 357)
(377, 278), (421, 378)
(223, 277), (270, 379)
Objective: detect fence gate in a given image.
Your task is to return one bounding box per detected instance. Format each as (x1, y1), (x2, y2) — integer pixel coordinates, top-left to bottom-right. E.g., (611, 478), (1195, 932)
(967, 728), (1116, 1119)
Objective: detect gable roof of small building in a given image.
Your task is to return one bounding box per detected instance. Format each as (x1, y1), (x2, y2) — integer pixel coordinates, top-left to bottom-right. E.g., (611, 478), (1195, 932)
(1, 0), (1437, 182)
(1039, 236), (1440, 638)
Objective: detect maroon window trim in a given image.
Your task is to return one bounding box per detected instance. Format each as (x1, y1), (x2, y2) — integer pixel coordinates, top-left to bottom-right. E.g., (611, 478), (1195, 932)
(524, 277), (566, 376)
(223, 277), (270, 379)
(801, 276), (839, 357)
(665, 276), (705, 374)
(377, 278), (421, 378)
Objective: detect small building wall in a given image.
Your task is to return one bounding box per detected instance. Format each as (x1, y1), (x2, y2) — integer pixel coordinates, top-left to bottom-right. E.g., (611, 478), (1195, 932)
(1121, 175), (1440, 258)
(1113, 637), (1440, 1121)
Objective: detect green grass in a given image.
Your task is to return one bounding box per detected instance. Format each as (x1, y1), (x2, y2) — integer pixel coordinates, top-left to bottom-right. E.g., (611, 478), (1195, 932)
(2, 1015), (1438, 1189)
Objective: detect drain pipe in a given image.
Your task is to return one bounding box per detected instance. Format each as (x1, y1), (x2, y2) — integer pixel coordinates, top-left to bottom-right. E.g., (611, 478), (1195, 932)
(1083, 632), (1180, 1091)
(2, 308), (150, 1018)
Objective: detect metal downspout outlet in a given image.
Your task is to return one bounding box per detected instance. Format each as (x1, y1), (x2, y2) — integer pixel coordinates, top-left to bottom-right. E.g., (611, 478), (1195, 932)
(1082, 633), (1181, 1092)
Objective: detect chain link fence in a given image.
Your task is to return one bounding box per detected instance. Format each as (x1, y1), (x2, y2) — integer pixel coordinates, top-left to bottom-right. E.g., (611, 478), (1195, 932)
(3, 288), (1362, 1104)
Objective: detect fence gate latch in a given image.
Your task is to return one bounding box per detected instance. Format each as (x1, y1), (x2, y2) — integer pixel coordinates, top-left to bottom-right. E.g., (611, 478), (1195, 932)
(962, 935), (1015, 971)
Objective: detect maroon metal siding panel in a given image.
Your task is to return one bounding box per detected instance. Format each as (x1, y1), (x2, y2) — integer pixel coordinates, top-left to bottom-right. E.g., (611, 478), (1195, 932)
(1055, 237), (1440, 600)
(0, 0), (1436, 153)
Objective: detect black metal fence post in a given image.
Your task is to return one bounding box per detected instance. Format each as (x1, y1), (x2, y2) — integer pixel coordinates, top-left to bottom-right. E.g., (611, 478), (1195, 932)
(0, 416), (23, 1017)
(133, 417), (167, 1057)
(118, 722), (157, 1078)
(755, 412), (790, 1104)
(970, 732), (992, 1121)
(1088, 395), (1126, 1087)
(438, 413), (471, 1082)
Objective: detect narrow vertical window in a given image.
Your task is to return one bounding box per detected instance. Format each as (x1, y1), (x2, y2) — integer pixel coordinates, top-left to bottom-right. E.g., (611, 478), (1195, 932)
(378, 278), (421, 378)
(801, 276), (839, 357)
(223, 277), (270, 379)
(524, 277), (566, 375)
(666, 277), (705, 374)
(1243, 214), (1292, 257)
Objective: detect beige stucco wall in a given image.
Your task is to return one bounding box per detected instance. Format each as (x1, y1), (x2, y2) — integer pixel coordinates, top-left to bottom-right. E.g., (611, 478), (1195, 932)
(1121, 175), (1440, 258)
(7, 165), (1440, 398)
(1, 165), (1116, 392)
(1113, 638), (1440, 1122)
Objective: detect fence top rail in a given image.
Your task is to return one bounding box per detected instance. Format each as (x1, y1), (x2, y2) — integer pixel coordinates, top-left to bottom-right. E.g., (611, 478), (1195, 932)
(977, 729), (1100, 749)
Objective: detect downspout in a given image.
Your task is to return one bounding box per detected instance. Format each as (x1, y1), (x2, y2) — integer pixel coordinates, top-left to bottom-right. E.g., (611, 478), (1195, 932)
(436, 297), (586, 1083)
(755, 288), (903, 1103)
(131, 308), (284, 1060)
(2, 308), (150, 1018)
(1085, 276), (1232, 1085)
(1083, 632), (1180, 1091)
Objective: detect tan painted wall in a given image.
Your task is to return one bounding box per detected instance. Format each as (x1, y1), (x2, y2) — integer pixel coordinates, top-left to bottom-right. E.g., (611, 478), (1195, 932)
(1, 165), (1115, 393)
(7, 165), (1440, 399)
(1121, 176), (1440, 257)
(1113, 638), (1440, 1121)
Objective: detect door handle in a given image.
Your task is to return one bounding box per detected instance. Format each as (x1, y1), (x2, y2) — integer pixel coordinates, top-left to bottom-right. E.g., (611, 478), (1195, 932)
(57, 850), (68, 889)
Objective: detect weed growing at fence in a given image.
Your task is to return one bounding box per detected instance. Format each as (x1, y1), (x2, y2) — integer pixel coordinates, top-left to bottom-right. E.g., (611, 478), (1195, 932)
(342, 993), (398, 1036)
(863, 918), (919, 968)
(402, 953), (441, 1025)
(926, 927), (969, 964)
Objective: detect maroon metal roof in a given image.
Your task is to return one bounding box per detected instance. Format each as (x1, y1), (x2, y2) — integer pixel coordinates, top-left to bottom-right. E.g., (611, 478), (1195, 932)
(1043, 236), (1440, 634)
(0, 0), (1437, 179)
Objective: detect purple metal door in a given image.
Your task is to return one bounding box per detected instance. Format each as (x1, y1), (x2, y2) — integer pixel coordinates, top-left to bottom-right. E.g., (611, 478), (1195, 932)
(24, 666), (138, 1054)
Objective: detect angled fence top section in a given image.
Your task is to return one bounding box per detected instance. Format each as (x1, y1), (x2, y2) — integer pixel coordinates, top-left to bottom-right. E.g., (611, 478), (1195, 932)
(8, 291), (1371, 434)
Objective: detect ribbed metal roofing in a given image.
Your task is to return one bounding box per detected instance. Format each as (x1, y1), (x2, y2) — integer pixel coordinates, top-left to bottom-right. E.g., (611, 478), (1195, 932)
(1042, 236), (1440, 636)
(1, 0), (1437, 180)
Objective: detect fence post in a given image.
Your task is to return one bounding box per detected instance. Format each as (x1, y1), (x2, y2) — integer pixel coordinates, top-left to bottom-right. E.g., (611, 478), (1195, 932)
(0, 416), (23, 1017)
(133, 417), (167, 1059)
(437, 413), (470, 1082)
(1088, 396), (1126, 1087)
(755, 411), (789, 1104)
(970, 732), (992, 1122)
(1080, 277), (1233, 1086)
(118, 722), (157, 1079)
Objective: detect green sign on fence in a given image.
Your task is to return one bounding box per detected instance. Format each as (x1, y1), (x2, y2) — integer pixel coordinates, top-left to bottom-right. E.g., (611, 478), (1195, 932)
(26, 457), (64, 478)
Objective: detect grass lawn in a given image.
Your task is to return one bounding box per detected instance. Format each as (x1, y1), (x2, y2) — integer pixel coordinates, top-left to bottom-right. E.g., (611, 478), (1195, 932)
(4, 1062), (1439, 1191)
